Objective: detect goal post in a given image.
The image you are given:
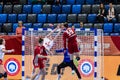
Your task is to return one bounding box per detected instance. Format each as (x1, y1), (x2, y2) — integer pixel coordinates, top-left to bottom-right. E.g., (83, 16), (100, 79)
(22, 28), (104, 80)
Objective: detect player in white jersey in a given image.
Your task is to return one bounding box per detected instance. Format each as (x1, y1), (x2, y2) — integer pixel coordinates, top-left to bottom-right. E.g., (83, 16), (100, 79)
(43, 24), (62, 52)
(0, 38), (14, 80)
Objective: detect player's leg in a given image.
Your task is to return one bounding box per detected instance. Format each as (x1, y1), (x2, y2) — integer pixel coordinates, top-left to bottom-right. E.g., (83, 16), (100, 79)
(40, 68), (46, 80)
(57, 62), (68, 80)
(31, 68), (40, 80)
(0, 64), (7, 80)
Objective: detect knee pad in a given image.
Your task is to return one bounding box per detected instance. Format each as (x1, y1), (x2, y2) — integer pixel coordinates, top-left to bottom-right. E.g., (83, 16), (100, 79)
(3, 72), (7, 78)
(0, 73), (3, 78)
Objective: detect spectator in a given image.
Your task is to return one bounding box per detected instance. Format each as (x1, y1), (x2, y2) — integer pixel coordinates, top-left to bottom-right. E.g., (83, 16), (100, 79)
(55, 0), (60, 5)
(16, 21), (25, 36)
(32, 0), (46, 4)
(80, 22), (84, 28)
(97, 3), (105, 23)
(107, 3), (116, 22)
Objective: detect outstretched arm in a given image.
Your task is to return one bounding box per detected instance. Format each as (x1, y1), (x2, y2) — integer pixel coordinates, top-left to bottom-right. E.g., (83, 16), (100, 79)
(2, 48), (14, 53)
(53, 29), (62, 41)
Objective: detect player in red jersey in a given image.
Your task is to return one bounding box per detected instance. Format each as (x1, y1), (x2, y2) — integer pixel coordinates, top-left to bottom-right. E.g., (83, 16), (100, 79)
(62, 22), (80, 65)
(31, 38), (51, 80)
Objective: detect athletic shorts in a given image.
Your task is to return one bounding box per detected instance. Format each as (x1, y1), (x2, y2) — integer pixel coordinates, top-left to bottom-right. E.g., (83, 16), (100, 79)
(33, 60), (45, 69)
(0, 59), (3, 65)
(68, 43), (79, 54)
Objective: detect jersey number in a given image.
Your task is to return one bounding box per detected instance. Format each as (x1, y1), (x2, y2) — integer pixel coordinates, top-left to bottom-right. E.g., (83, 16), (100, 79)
(66, 29), (74, 36)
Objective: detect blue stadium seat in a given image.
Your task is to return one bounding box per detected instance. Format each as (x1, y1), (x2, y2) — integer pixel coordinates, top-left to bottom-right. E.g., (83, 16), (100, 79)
(105, 5), (109, 12)
(73, 23), (80, 28)
(62, 5), (71, 14)
(66, 0), (75, 4)
(0, 14), (7, 23)
(0, 5), (2, 13)
(23, 5), (32, 13)
(57, 14), (67, 23)
(47, 14), (57, 23)
(76, 0), (85, 4)
(72, 5), (81, 14)
(68, 23), (73, 27)
(86, 0), (94, 5)
(13, 23), (18, 33)
(28, 0), (32, 4)
(33, 23), (43, 29)
(8, 14), (17, 23)
(18, 14), (27, 22)
(103, 23), (113, 33)
(87, 14), (97, 23)
(114, 23), (120, 33)
(37, 14), (47, 23)
(52, 5), (61, 14)
(32, 5), (42, 14)
(23, 23), (32, 28)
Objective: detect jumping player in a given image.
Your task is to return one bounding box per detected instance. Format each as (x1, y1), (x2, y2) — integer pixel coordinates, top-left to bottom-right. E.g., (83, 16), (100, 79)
(0, 38), (14, 80)
(56, 49), (82, 80)
(31, 38), (51, 80)
(43, 24), (62, 51)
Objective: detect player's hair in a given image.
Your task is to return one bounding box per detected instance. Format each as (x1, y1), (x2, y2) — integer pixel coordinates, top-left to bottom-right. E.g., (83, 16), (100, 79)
(0, 38), (4, 45)
(64, 22), (68, 28)
(39, 38), (43, 43)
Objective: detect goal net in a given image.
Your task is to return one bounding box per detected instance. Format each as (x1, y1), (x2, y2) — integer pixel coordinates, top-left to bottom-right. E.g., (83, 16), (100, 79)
(22, 28), (104, 80)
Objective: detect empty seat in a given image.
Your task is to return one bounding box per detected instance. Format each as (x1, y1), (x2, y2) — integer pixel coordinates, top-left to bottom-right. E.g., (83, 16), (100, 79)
(72, 5), (81, 14)
(43, 23), (50, 28)
(18, 14), (27, 22)
(33, 23), (43, 29)
(52, 5), (61, 14)
(66, 0), (75, 4)
(23, 5), (32, 13)
(47, 14), (57, 23)
(118, 14), (120, 22)
(3, 5), (12, 13)
(87, 14), (97, 23)
(13, 23), (18, 33)
(37, 14), (47, 23)
(23, 23), (32, 28)
(19, 0), (27, 4)
(103, 23), (113, 33)
(76, 0), (85, 4)
(110, 33), (119, 36)
(42, 5), (51, 14)
(114, 23), (120, 32)
(0, 23), (2, 32)
(115, 5), (120, 14)
(0, 14), (7, 23)
(57, 14), (67, 23)
(68, 23), (73, 27)
(94, 23), (103, 29)
(84, 23), (93, 28)
(67, 14), (77, 23)
(0, 5), (2, 13)
(32, 5), (42, 14)
(27, 14), (37, 23)
(13, 5), (22, 13)
(82, 5), (91, 14)
(92, 5), (99, 14)
(28, 0), (32, 4)
(73, 23), (80, 28)
(8, 14), (17, 23)
(78, 14), (87, 23)
(86, 0), (94, 5)
(2, 23), (13, 33)
(105, 5), (109, 12)
(62, 5), (71, 14)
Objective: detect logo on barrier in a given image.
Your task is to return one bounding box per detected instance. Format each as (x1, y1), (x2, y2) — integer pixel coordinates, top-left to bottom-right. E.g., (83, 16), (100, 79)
(78, 59), (94, 77)
(4, 58), (20, 76)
